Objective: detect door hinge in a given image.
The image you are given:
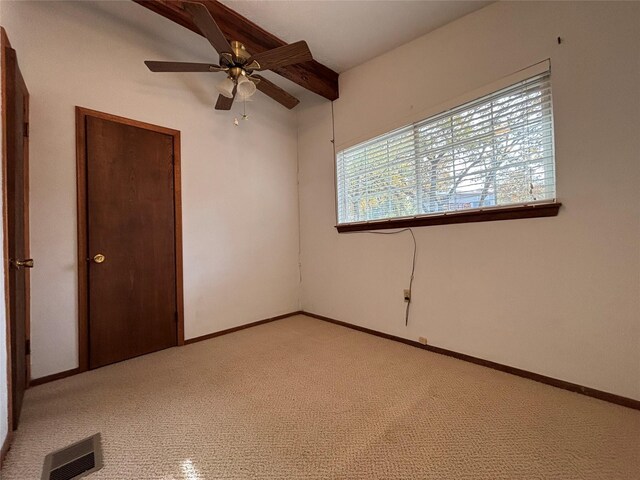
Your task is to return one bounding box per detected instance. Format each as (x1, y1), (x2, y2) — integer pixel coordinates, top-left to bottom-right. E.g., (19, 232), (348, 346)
(24, 122), (29, 138)
(25, 339), (30, 355)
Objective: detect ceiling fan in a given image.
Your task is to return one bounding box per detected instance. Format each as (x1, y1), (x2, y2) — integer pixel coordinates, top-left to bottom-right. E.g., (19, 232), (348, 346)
(144, 2), (313, 110)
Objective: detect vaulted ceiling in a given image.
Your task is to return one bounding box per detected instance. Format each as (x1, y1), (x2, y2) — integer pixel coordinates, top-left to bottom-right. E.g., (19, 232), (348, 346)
(219, 1), (492, 73)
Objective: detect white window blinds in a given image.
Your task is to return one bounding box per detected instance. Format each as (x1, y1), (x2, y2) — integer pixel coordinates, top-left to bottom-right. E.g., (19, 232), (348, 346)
(336, 72), (556, 225)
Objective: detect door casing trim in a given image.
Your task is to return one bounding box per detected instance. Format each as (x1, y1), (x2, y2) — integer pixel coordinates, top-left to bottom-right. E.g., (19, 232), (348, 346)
(0, 25), (13, 449)
(1, 26), (30, 438)
(75, 106), (185, 373)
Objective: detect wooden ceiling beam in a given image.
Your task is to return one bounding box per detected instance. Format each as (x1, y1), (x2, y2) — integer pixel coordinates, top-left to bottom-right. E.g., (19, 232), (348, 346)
(133, 0), (339, 100)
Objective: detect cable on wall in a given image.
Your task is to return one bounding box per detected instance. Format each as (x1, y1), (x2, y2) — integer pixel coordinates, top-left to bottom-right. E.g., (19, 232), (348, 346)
(330, 101), (339, 222)
(343, 228), (417, 326)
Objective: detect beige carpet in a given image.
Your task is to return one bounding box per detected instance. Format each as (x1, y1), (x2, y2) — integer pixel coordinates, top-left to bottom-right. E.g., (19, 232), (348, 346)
(2, 315), (639, 479)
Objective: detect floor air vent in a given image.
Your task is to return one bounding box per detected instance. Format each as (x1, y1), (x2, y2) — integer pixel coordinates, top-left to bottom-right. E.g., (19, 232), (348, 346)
(41, 433), (103, 480)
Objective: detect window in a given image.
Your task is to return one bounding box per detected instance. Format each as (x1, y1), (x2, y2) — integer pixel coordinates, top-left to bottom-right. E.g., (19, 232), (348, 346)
(336, 71), (557, 230)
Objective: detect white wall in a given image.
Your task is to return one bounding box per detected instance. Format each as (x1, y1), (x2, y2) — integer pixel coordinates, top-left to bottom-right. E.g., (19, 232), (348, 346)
(1, 1), (301, 379)
(298, 1), (640, 400)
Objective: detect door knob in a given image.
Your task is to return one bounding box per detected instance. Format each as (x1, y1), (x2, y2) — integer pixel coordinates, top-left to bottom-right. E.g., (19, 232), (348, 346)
(10, 258), (34, 268)
(93, 254), (106, 264)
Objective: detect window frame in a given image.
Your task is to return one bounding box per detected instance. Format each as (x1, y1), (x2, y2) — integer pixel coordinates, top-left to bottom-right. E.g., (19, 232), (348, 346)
(334, 63), (561, 232)
(335, 202), (561, 232)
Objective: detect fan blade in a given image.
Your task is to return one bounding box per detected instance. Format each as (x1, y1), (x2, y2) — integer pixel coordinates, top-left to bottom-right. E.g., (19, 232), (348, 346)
(145, 61), (224, 72)
(215, 87), (236, 110)
(248, 41), (312, 71)
(184, 2), (233, 56)
(252, 75), (299, 109)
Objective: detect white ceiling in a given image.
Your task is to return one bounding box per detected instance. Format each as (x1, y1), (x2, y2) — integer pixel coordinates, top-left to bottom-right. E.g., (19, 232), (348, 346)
(220, 0), (492, 73)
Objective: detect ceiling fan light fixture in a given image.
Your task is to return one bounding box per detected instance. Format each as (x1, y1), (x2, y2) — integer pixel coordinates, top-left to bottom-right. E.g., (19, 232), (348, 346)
(236, 74), (257, 99)
(216, 77), (236, 98)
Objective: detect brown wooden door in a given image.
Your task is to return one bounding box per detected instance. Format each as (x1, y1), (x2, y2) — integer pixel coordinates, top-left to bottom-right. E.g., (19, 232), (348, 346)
(4, 45), (31, 429)
(85, 116), (177, 369)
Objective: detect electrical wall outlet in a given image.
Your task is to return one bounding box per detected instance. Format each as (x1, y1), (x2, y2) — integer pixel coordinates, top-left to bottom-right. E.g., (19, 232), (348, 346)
(403, 289), (411, 301)
(418, 336), (428, 345)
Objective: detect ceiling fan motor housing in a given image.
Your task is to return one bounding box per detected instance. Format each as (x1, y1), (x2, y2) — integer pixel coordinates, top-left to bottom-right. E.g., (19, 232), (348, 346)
(222, 42), (260, 82)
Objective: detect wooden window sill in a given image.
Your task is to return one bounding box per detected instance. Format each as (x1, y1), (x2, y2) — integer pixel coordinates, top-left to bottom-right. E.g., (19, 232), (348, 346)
(335, 202), (562, 233)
